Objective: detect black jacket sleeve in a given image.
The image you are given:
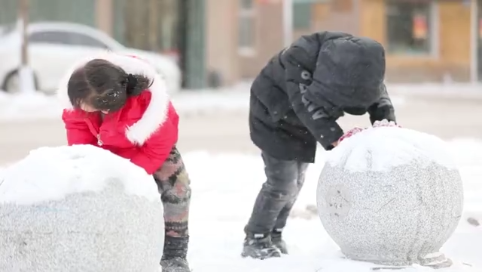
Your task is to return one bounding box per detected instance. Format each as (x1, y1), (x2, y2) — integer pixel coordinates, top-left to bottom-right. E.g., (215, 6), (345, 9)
(285, 65), (344, 150)
(367, 84), (396, 124)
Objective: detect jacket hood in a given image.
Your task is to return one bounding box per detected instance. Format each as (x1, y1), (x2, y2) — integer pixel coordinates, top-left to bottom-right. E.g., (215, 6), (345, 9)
(307, 36), (385, 110)
(57, 52), (170, 145)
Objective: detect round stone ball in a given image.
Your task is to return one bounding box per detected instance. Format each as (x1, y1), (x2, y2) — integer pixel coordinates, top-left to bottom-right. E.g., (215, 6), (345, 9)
(317, 126), (464, 266)
(0, 145), (163, 272)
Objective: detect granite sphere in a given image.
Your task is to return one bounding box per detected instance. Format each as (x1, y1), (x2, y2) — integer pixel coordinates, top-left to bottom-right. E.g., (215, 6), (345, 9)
(0, 145), (163, 272)
(317, 127), (464, 267)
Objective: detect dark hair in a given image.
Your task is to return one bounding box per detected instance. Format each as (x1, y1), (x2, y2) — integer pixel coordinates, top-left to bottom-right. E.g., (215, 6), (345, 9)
(67, 59), (153, 112)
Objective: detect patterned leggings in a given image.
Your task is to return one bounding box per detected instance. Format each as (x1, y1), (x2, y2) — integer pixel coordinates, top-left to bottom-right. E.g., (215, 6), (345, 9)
(153, 147), (191, 238)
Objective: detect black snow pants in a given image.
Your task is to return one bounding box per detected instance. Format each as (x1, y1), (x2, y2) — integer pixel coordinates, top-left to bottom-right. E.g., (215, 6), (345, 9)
(245, 152), (309, 235)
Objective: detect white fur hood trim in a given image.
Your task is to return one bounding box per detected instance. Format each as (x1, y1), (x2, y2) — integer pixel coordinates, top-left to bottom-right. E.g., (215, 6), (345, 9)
(57, 52), (170, 146)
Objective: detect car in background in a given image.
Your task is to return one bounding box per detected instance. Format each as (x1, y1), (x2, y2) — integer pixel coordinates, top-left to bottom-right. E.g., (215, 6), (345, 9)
(0, 22), (181, 94)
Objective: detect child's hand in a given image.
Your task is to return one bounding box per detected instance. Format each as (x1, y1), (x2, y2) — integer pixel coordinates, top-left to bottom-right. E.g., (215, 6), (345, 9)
(373, 119), (400, 128)
(339, 127), (365, 143)
(337, 120), (401, 146)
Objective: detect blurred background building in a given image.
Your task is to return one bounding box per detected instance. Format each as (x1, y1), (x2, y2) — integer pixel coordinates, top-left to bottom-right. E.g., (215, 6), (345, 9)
(0, 0), (480, 91)
(1, 2), (482, 270)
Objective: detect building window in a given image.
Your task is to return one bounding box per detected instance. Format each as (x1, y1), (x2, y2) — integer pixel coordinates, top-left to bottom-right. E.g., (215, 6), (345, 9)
(386, 0), (437, 56)
(332, 0), (353, 12)
(238, 0), (256, 55)
(293, 3), (312, 30)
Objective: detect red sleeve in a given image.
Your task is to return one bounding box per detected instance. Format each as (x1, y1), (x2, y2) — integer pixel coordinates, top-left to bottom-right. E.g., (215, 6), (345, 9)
(130, 119), (178, 175)
(62, 110), (98, 146)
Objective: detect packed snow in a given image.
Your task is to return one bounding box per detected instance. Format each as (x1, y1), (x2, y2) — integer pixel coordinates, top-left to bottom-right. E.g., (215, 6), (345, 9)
(328, 125), (456, 172)
(0, 84), (251, 121)
(0, 145), (159, 205)
(0, 82), (409, 121)
(4, 83), (482, 122)
(0, 139), (480, 271)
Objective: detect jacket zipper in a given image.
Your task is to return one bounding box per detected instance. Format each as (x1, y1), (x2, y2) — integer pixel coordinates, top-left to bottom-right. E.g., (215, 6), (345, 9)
(97, 134), (103, 146)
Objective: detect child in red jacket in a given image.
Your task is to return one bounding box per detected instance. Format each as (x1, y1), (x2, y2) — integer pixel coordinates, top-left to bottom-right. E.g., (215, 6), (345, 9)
(58, 53), (191, 272)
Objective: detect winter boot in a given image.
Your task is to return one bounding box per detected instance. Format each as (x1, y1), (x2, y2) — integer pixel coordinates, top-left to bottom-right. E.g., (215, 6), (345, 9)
(271, 230), (288, 254)
(161, 236), (191, 272)
(241, 233), (281, 260)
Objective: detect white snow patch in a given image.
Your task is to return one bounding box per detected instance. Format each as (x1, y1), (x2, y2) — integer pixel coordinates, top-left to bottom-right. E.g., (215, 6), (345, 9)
(181, 138), (481, 271)
(327, 126), (456, 172)
(389, 83), (482, 98)
(18, 66), (37, 94)
(0, 138), (480, 271)
(0, 81), (406, 121)
(0, 91), (8, 100)
(0, 92), (62, 120)
(0, 145), (159, 205)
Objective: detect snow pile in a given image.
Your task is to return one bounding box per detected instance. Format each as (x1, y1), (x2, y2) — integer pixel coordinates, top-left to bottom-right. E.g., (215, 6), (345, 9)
(0, 145), (163, 272)
(0, 144), (159, 204)
(0, 92), (62, 120)
(328, 125), (456, 172)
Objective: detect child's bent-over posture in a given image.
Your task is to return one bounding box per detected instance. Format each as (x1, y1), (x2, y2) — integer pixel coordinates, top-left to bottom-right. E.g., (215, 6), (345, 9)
(244, 31), (397, 259)
(59, 53), (191, 272)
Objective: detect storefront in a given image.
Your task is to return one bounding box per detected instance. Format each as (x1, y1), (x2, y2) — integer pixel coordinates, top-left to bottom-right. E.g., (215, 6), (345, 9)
(360, 0), (473, 83)
(111, 0), (206, 88)
(111, 0), (180, 59)
(476, 0), (482, 82)
(0, 0), (207, 89)
(0, 0), (96, 27)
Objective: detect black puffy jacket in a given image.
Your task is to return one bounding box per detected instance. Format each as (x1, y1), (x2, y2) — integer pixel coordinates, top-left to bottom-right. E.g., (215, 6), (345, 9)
(249, 31), (396, 163)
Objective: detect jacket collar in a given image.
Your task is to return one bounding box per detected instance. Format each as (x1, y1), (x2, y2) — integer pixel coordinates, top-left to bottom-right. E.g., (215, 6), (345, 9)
(57, 52), (170, 145)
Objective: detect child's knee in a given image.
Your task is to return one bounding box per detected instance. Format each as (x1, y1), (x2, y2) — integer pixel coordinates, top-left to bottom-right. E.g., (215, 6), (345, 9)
(161, 171), (191, 204)
(162, 173), (191, 227)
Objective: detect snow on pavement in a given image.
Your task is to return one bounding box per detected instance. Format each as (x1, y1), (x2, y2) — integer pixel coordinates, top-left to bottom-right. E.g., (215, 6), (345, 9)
(0, 83), (408, 121)
(0, 138), (480, 271)
(182, 139), (481, 271)
(4, 82), (482, 121)
(0, 90), (251, 121)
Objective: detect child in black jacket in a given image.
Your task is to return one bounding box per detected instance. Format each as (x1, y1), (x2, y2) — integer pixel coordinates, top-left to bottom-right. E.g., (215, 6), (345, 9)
(243, 31), (396, 259)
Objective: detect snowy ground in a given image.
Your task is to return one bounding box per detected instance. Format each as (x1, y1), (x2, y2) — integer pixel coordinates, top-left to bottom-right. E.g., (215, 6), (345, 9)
(0, 90), (252, 121)
(0, 142), (480, 271)
(0, 84), (252, 121)
(180, 139), (481, 272)
(0, 82), (422, 121)
(1, 138), (480, 272)
(3, 82), (482, 121)
(0, 84), (481, 271)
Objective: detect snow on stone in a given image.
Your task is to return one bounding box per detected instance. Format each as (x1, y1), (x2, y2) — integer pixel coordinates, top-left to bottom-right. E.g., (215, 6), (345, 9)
(0, 138), (480, 271)
(0, 145), (159, 205)
(327, 126), (456, 173)
(0, 145), (163, 272)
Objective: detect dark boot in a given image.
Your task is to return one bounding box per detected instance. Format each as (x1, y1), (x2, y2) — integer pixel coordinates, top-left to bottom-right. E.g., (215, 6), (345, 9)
(161, 236), (190, 272)
(271, 230), (288, 254)
(241, 233), (281, 260)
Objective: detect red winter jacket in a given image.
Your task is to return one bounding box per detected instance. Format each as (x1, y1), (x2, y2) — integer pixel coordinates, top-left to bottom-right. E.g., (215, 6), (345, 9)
(59, 53), (178, 175)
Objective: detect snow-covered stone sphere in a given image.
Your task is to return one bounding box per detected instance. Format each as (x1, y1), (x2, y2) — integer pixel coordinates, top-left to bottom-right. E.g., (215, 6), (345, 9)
(0, 145), (163, 272)
(317, 126), (464, 267)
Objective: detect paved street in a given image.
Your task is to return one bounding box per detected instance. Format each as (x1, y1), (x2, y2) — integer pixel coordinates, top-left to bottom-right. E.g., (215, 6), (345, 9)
(1, 92), (482, 165)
